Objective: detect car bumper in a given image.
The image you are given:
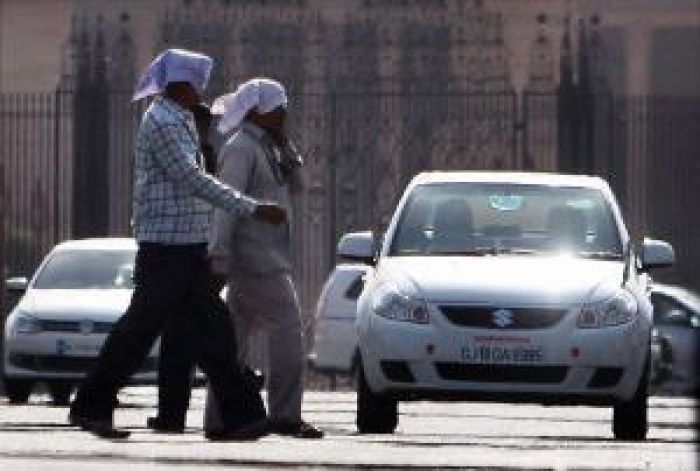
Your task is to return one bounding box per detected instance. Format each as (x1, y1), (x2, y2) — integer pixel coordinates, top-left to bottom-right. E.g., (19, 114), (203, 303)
(4, 332), (158, 382)
(359, 310), (650, 404)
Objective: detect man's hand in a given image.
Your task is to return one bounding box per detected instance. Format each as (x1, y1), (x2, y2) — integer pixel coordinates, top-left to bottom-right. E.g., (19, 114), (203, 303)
(253, 201), (287, 225)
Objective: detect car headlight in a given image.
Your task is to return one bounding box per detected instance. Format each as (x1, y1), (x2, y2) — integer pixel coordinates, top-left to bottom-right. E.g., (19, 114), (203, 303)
(577, 290), (638, 328)
(11, 312), (43, 335)
(371, 281), (429, 324)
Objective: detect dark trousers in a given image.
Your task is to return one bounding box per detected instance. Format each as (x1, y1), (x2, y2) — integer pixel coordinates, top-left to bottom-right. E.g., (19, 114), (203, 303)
(156, 319), (196, 427)
(71, 242), (265, 429)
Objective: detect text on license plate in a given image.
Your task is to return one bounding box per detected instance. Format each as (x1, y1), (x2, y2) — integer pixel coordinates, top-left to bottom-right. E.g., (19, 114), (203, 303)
(56, 339), (102, 356)
(461, 344), (543, 363)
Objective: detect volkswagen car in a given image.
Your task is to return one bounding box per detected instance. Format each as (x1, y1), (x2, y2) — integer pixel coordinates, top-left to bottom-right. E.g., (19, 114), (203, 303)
(340, 172), (674, 440)
(3, 238), (158, 405)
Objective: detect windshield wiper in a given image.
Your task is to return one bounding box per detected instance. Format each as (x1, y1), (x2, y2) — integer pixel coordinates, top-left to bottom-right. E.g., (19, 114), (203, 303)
(430, 247), (539, 256)
(576, 250), (624, 260)
(491, 247), (538, 256)
(430, 247), (493, 256)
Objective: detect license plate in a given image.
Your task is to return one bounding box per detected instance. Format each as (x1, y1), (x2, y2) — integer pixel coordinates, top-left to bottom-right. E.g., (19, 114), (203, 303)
(461, 336), (543, 364)
(56, 339), (102, 356)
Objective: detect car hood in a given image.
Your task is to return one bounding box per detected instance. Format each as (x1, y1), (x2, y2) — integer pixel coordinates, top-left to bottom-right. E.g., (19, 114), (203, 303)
(378, 256), (625, 307)
(16, 289), (132, 321)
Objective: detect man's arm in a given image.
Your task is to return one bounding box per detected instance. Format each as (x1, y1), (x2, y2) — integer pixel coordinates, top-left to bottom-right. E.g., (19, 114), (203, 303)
(150, 120), (257, 215)
(149, 120), (285, 224)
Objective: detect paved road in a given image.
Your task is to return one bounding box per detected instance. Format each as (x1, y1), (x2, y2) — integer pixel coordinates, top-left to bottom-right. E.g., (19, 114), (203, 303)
(0, 387), (696, 470)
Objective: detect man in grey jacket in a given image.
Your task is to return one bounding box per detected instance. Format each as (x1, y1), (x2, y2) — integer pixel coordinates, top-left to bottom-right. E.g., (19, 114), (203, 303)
(206, 78), (322, 439)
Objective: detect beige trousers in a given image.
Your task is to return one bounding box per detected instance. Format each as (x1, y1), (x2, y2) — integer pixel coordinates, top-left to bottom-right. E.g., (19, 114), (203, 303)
(204, 272), (304, 430)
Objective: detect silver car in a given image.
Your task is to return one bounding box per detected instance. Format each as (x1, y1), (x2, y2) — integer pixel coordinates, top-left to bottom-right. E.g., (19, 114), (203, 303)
(3, 238), (158, 405)
(308, 263), (370, 375)
(650, 283), (700, 394)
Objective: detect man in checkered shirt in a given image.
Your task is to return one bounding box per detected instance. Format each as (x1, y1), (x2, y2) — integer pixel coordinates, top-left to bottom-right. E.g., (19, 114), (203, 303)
(69, 49), (284, 441)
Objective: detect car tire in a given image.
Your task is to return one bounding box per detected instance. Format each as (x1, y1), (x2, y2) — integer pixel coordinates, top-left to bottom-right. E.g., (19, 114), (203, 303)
(47, 381), (73, 406)
(356, 362), (398, 434)
(613, 355), (649, 441)
(3, 377), (33, 404)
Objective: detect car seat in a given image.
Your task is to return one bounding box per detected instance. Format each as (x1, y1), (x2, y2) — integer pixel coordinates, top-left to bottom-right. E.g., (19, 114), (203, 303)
(428, 198), (475, 253)
(546, 206), (587, 250)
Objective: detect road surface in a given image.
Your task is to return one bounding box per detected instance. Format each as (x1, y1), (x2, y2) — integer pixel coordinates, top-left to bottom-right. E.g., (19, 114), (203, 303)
(0, 387), (696, 470)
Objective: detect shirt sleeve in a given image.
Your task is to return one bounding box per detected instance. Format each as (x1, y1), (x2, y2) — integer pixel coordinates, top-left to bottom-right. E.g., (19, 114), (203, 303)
(150, 120), (258, 216)
(208, 139), (256, 273)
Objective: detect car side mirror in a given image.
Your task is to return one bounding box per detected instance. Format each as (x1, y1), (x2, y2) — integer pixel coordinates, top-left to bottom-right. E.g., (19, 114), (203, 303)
(337, 231), (375, 265)
(640, 238), (674, 271)
(5, 276), (29, 293)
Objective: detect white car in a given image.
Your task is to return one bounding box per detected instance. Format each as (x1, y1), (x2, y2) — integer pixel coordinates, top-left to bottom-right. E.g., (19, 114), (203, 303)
(341, 172), (674, 440)
(308, 264), (370, 374)
(650, 283), (700, 394)
(3, 238), (158, 405)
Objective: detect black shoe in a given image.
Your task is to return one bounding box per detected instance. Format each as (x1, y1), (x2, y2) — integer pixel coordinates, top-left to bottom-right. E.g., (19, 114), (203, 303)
(146, 416), (184, 434)
(205, 418), (269, 442)
(68, 410), (130, 439)
(269, 419), (324, 439)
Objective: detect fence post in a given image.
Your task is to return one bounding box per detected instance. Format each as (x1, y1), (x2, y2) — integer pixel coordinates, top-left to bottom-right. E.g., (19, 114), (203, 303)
(327, 90), (337, 270)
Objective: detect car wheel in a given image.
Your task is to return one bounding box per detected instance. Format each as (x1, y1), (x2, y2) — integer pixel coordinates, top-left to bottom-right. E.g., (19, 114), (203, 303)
(47, 381), (73, 406)
(3, 377), (34, 404)
(356, 362), (398, 434)
(613, 355), (649, 441)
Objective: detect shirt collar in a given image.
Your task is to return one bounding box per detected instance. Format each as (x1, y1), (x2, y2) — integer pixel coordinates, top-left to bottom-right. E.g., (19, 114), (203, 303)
(158, 96), (194, 123)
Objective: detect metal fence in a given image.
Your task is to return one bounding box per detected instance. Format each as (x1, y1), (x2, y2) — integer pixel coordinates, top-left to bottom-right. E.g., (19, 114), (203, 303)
(1, 88), (699, 331)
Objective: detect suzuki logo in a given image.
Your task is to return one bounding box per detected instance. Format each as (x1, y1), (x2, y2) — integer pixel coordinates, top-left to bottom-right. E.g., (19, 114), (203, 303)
(492, 309), (515, 328)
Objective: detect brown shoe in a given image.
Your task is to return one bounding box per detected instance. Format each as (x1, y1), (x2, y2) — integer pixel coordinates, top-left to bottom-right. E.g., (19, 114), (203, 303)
(269, 419), (324, 439)
(205, 418), (269, 442)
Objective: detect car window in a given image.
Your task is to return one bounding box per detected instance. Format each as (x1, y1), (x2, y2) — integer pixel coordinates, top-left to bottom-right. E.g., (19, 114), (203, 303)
(389, 183), (622, 257)
(652, 293), (691, 327)
(33, 250), (136, 289)
(344, 274), (365, 300)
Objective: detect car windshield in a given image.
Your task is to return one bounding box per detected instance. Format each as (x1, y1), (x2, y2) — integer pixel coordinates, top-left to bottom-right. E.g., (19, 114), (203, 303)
(389, 182), (622, 258)
(32, 249), (136, 289)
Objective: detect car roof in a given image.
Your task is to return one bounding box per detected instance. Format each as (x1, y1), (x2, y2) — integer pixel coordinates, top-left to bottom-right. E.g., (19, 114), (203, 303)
(51, 237), (137, 252)
(410, 171), (609, 190)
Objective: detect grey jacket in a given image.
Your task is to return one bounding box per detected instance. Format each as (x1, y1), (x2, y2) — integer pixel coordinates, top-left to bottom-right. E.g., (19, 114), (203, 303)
(209, 122), (302, 276)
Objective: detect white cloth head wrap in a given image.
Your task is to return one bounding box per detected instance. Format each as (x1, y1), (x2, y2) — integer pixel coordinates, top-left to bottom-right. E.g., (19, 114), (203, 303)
(212, 78), (287, 134)
(132, 48), (214, 102)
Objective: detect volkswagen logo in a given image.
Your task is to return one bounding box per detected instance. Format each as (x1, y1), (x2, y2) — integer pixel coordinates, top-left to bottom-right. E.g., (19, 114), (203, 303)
(79, 319), (94, 335)
(492, 309), (515, 328)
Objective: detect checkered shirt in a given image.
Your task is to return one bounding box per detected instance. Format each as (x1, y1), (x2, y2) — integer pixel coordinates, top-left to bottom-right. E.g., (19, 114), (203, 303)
(132, 97), (257, 244)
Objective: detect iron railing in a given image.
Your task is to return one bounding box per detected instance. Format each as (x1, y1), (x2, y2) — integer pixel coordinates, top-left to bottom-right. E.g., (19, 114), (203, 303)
(1, 89), (699, 341)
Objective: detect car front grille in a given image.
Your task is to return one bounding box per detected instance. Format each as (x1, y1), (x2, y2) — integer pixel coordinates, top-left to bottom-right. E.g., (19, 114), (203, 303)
(435, 362), (569, 384)
(439, 306), (567, 329)
(9, 353), (157, 374)
(40, 320), (114, 334)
